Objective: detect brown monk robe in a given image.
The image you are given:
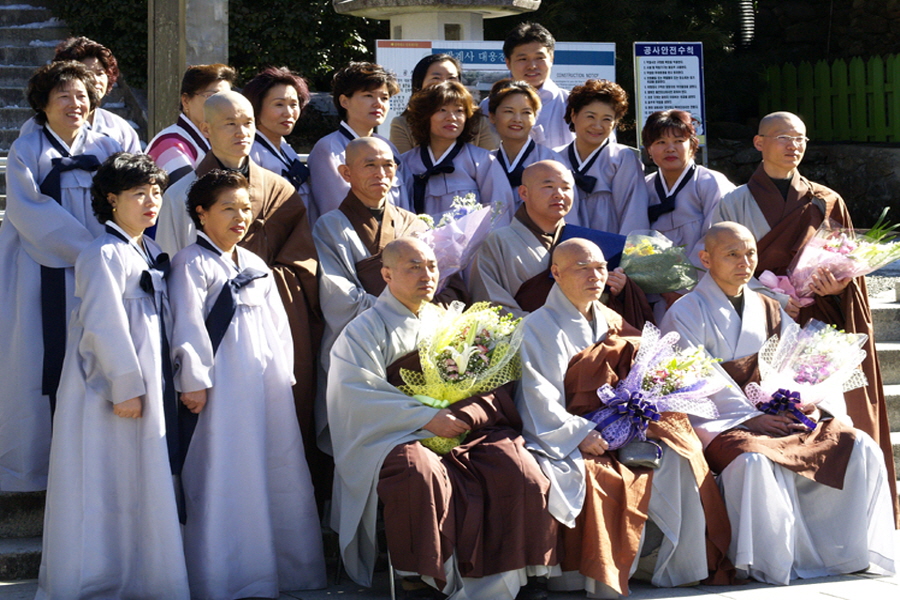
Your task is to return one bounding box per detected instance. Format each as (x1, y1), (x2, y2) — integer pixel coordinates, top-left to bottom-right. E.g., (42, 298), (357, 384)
(339, 191), (469, 304)
(513, 205), (655, 327)
(745, 164), (897, 517)
(708, 287), (857, 489)
(194, 152), (323, 473)
(562, 304), (735, 591)
(377, 352), (558, 584)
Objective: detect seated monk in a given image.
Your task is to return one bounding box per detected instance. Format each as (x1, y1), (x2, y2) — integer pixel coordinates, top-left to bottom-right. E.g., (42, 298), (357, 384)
(469, 160), (653, 328)
(517, 238), (734, 598)
(327, 238), (558, 599)
(660, 222), (896, 585)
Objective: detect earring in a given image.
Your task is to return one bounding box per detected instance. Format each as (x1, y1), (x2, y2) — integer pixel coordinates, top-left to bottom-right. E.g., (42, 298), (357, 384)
(112, 206), (116, 212)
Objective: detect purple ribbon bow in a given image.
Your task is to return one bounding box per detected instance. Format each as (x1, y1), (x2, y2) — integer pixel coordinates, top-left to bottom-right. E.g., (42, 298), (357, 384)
(758, 388), (817, 430)
(586, 386), (662, 449)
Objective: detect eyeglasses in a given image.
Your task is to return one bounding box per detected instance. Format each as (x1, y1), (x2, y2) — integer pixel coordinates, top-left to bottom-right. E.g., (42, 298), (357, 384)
(759, 134), (810, 145)
(194, 90), (220, 99)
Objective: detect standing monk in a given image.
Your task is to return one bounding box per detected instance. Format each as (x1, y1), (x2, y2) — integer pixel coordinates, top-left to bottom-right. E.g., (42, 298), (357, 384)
(714, 111), (898, 521)
(155, 91), (324, 499)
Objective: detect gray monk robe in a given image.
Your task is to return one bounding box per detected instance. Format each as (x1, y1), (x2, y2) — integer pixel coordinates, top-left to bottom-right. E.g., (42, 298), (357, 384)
(328, 291), (557, 596)
(470, 205), (654, 326)
(714, 164), (898, 522)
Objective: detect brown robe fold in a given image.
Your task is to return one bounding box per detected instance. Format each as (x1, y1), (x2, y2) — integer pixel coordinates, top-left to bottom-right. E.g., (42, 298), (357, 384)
(560, 305), (734, 592)
(377, 352), (558, 583)
(512, 205), (655, 328)
(747, 163), (898, 520)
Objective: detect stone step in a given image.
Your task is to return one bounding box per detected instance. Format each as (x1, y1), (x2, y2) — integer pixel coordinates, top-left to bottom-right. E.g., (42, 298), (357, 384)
(0, 8), (49, 28)
(0, 107), (31, 128)
(0, 43), (57, 65)
(871, 299), (900, 343)
(0, 127), (17, 152)
(0, 64), (35, 87)
(0, 536), (40, 581)
(0, 23), (66, 45)
(875, 342), (900, 385)
(886, 384), (900, 432)
(894, 431), (900, 477)
(0, 85), (25, 105)
(0, 492), (44, 539)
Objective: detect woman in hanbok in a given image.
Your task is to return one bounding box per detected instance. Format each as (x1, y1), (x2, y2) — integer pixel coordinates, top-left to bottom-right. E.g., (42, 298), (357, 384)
(36, 153), (189, 600)
(146, 63), (236, 186)
(243, 66), (312, 209)
(400, 80), (514, 224)
(19, 37), (141, 153)
(0, 61), (121, 492)
(169, 170), (326, 600)
(390, 53), (498, 153)
(487, 78), (564, 213)
(306, 61), (403, 224)
(643, 109), (736, 317)
(558, 79), (650, 235)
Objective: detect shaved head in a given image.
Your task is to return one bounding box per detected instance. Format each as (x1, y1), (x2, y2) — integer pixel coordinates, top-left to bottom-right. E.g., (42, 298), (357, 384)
(381, 237), (439, 312)
(699, 222), (758, 296)
(703, 221), (755, 253)
(552, 238), (604, 267)
(345, 136), (391, 165)
(522, 160), (574, 189)
(204, 90), (253, 123)
(758, 111), (804, 136)
(549, 238), (608, 316)
(382, 237), (434, 268)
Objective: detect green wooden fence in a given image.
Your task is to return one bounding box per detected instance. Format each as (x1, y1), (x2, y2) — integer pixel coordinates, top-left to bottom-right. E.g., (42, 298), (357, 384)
(760, 55), (900, 142)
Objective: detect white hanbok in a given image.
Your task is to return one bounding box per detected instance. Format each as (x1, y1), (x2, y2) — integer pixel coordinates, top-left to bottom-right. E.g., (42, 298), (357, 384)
(306, 123), (405, 225)
(21, 107), (141, 154)
(249, 133), (312, 210)
(479, 78), (574, 150)
(399, 142), (514, 225)
(558, 140), (649, 235)
(169, 236), (326, 599)
(517, 284), (709, 594)
(36, 225), (189, 600)
(660, 275), (896, 584)
(0, 126), (120, 491)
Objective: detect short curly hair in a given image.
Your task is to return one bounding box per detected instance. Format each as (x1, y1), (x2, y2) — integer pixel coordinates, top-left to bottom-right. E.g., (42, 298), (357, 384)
(53, 36), (119, 93)
(331, 62), (400, 121)
(186, 169), (250, 230)
(405, 81), (477, 148)
(91, 153), (169, 224)
(27, 61), (101, 126)
(641, 109), (700, 156)
(487, 78), (541, 115)
(242, 66), (311, 121)
(565, 79), (629, 131)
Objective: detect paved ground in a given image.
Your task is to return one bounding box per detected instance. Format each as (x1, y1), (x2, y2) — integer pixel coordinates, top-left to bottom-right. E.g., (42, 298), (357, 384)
(2, 531), (897, 600)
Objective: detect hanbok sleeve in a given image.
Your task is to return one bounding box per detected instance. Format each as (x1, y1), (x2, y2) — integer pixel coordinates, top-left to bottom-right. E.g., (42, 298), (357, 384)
(5, 141), (96, 267)
(263, 269), (296, 385)
(75, 246), (147, 403)
(119, 123), (142, 154)
(613, 149), (650, 236)
(168, 253), (215, 393)
(308, 137), (349, 223)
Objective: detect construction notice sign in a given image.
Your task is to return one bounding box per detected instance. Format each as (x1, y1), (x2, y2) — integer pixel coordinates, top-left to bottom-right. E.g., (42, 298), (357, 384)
(376, 40), (616, 132)
(633, 42), (706, 146)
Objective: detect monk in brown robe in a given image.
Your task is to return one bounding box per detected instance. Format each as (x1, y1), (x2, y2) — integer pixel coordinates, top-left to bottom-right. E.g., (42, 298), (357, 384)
(327, 238), (557, 599)
(714, 111), (899, 523)
(470, 160), (653, 328)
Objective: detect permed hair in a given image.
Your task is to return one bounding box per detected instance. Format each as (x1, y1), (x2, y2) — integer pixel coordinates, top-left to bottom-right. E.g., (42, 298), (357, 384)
(487, 78), (541, 115)
(641, 109), (700, 156)
(564, 79), (629, 131)
(53, 36), (119, 92)
(242, 66), (311, 120)
(502, 22), (555, 59)
(331, 62), (400, 121)
(410, 54), (462, 94)
(27, 61), (101, 126)
(405, 81), (477, 147)
(186, 169), (250, 230)
(91, 153), (169, 224)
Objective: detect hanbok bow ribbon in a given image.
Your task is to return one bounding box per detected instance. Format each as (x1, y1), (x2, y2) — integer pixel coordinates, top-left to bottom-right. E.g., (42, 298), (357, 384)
(648, 164), (696, 223)
(140, 253), (171, 295)
(283, 159), (310, 188)
(757, 388), (817, 430)
(586, 384), (661, 450)
(413, 141), (464, 214)
(204, 267), (269, 354)
(38, 127), (103, 409)
(567, 140), (606, 194)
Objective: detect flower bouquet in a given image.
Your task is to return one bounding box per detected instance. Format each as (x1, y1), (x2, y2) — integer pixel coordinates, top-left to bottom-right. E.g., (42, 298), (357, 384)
(619, 230), (699, 294)
(398, 301), (523, 454)
(583, 323), (722, 450)
(788, 209), (900, 299)
(744, 319), (868, 428)
(415, 193), (497, 292)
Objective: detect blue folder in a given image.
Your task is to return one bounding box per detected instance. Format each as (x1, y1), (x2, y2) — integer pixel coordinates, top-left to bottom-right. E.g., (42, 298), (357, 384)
(558, 224), (628, 271)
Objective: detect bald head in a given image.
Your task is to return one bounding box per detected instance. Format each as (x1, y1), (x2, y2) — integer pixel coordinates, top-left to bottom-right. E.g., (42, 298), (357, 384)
(758, 111), (804, 136)
(522, 160), (574, 189)
(699, 222), (758, 296)
(703, 222), (755, 253)
(339, 136), (397, 208)
(204, 90), (253, 123)
(200, 91), (255, 168)
(519, 160), (575, 231)
(382, 237), (433, 268)
(381, 237), (439, 312)
(345, 136), (390, 164)
(550, 238), (608, 316)
(552, 238), (604, 267)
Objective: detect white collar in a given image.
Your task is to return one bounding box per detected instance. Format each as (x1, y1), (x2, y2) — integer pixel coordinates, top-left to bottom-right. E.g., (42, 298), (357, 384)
(107, 221), (151, 263)
(428, 143), (456, 165)
(46, 125), (86, 155)
(340, 121), (366, 139)
(573, 140), (606, 170)
(657, 160), (695, 195)
(500, 140), (532, 172)
(198, 231), (242, 269)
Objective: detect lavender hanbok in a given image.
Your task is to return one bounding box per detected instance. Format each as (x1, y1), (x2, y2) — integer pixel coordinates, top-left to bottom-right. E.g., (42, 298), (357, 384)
(249, 133), (312, 210)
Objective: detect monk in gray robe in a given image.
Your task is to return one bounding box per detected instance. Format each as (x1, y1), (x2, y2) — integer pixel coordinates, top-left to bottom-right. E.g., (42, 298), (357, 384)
(470, 160), (653, 327)
(328, 238), (557, 599)
(713, 112), (898, 520)
(517, 239), (733, 598)
(660, 222), (896, 584)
